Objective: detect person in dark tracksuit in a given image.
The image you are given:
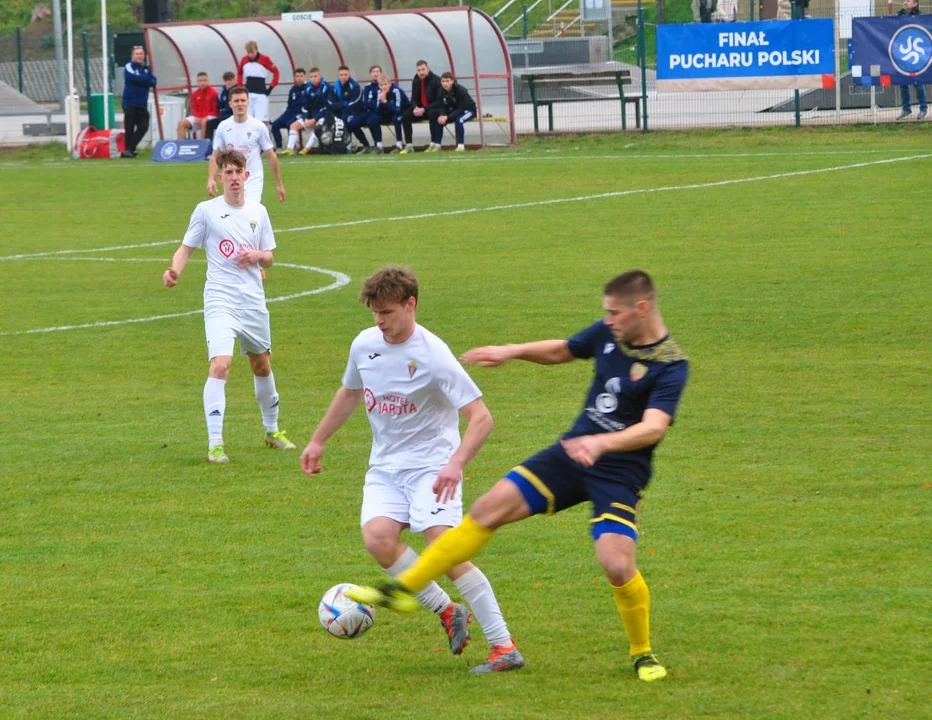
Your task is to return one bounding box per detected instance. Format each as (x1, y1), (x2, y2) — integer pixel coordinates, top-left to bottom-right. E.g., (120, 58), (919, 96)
(356, 65), (386, 154)
(121, 45), (157, 158)
(897, 0), (928, 120)
(271, 68), (307, 149)
(430, 73), (477, 152)
(375, 75), (410, 154)
(205, 71), (235, 142)
(331, 65), (369, 151)
(285, 68), (332, 155)
(400, 60), (443, 154)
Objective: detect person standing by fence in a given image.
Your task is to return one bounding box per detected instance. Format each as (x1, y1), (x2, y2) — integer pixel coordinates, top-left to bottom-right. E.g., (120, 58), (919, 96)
(897, 0), (928, 121)
(121, 45), (156, 158)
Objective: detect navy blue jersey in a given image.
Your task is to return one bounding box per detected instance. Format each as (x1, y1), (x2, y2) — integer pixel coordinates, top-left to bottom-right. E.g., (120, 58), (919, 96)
(380, 82), (410, 114)
(217, 86), (232, 119)
(300, 80), (332, 119)
(286, 83), (306, 113)
(565, 321), (688, 484)
(362, 81), (380, 113)
(330, 77), (363, 113)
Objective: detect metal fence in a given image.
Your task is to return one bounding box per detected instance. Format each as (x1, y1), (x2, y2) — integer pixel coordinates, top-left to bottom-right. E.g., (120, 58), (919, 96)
(505, 0), (930, 133)
(0, 24), (111, 105)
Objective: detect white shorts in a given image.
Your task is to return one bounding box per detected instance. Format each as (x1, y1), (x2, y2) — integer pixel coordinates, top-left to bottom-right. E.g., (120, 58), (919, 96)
(244, 180), (263, 203)
(248, 93), (270, 122)
(185, 115), (217, 127)
(204, 307), (271, 360)
(361, 466), (463, 534)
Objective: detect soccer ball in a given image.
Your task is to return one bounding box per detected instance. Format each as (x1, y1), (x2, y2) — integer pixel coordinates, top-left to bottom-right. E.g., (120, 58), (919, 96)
(318, 583), (375, 639)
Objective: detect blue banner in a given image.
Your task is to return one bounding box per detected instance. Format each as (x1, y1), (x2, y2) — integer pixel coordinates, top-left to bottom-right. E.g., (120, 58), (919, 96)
(151, 139), (212, 162)
(657, 19), (836, 91)
(850, 15), (932, 86)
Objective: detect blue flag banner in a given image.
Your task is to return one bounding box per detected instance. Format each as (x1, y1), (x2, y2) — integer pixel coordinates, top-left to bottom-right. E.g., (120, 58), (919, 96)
(151, 139), (212, 162)
(657, 19), (836, 92)
(850, 15), (932, 87)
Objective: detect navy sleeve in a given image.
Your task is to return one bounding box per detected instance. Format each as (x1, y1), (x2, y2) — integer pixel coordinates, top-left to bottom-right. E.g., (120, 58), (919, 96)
(646, 361), (689, 422)
(566, 320), (604, 360)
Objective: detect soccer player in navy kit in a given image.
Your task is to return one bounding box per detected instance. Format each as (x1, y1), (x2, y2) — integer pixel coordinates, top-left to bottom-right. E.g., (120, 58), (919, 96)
(349, 270), (688, 682)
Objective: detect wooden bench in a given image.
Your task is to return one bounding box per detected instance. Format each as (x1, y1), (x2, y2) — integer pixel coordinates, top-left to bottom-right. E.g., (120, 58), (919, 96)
(519, 69), (640, 132)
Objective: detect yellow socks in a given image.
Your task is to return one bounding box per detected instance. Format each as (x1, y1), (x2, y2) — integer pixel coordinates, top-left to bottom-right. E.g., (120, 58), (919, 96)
(398, 515), (494, 592)
(611, 571), (652, 657)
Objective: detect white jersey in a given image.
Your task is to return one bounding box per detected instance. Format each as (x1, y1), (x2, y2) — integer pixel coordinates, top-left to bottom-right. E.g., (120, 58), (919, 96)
(182, 196), (276, 310)
(342, 325), (482, 469)
(213, 116), (273, 186)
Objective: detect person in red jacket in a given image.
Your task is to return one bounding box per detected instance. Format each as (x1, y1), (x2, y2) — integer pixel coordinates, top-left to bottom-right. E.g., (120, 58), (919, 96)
(237, 40), (280, 125)
(177, 72), (219, 139)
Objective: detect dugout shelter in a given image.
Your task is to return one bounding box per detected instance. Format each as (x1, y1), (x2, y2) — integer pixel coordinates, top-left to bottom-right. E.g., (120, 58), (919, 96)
(142, 7), (514, 147)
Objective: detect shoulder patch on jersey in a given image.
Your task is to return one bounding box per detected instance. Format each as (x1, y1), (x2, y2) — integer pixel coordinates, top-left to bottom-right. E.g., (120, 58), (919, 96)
(619, 336), (687, 363)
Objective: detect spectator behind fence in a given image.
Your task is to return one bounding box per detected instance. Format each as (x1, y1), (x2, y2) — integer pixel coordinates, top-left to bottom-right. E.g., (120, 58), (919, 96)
(237, 40), (280, 124)
(121, 45), (156, 158)
(206, 71), (236, 142)
(375, 74), (411, 154)
(400, 60), (443, 154)
(178, 72), (218, 139)
(429, 72), (477, 153)
(271, 68), (307, 149)
(289, 68), (333, 155)
(897, 0), (928, 120)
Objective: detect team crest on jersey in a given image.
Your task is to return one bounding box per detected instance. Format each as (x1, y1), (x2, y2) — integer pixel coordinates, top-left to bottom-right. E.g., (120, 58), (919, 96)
(364, 388), (377, 412)
(246, 131), (252, 139)
(249, 220), (257, 232)
(218, 238), (235, 258)
(630, 362), (648, 382)
(226, 143), (234, 149)
(407, 361), (418, 378)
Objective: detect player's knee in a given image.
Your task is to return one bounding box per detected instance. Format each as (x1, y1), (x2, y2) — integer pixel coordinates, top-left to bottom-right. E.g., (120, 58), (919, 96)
(208, 357), (231, 380)
(595, 536), (638, 585)
(249, 353), (271, 377)
(362, 525), (401, 567)
(469, 480), (528, 529)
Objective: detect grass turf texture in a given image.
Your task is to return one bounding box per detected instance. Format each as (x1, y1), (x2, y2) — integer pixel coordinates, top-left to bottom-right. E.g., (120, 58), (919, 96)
(0, 127), (929, 718)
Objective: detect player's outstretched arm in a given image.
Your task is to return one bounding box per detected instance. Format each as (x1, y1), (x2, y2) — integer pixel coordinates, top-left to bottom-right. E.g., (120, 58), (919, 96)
(263, 149), (285, 203)
(434, 398), (494, 503)
(462, 339), (574, 367)
(562, 409), (672, 468)
(300, 386), (364, 476)
(163, 245), (195, 287)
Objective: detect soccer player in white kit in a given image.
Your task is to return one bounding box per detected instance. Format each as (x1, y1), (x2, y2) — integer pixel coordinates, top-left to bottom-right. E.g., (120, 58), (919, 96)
(208, 86), (285, 205)
(300, 267), (524, 674)
(164, 149), (296, 464)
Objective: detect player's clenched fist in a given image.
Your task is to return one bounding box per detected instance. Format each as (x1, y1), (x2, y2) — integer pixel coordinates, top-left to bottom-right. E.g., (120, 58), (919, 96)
(206, 177), (218, 197)
(163, 268), (178, 288)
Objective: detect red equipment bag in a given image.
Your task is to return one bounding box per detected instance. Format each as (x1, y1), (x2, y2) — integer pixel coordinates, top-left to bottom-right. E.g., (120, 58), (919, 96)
(73, 126), (126, 159)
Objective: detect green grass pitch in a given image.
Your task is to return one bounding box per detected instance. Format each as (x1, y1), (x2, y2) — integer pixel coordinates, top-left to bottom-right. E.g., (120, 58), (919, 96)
(0, 127), (929, 718)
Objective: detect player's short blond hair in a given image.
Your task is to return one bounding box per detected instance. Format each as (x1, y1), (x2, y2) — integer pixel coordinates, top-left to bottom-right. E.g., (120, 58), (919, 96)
(359, 266), (419, 307)
(245, 40), (258, 52)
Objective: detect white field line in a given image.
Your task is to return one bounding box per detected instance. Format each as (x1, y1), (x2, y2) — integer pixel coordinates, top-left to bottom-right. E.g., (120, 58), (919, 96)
(0, 147), (923, 171)
(2, 151), (925, 264)
(0, 259), (350, 337)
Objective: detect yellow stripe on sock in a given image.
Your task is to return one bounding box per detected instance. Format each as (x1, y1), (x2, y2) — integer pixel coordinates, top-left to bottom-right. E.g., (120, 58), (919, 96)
(512, 465), (555, 515)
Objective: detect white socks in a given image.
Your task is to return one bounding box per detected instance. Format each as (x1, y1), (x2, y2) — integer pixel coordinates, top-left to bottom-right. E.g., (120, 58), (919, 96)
(287, 130), (299, 150)
(304, 133), (319, 150)
(455, 567), (511, 647)
(204, 377), (226, 448)
(253, 372), (280, 433)
(386, 547), (452, 614)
